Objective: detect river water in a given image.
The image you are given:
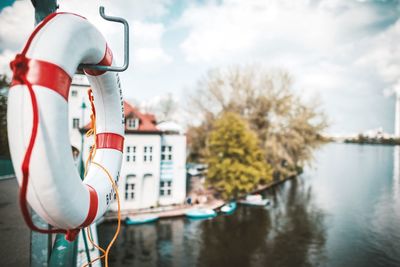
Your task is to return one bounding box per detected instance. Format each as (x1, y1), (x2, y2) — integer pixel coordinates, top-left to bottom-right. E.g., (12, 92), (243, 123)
(98, 143), (400, 267)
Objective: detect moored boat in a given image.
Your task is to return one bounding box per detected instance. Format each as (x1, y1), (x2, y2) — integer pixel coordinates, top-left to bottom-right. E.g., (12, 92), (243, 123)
(185, 208), (217, 219)
(239, 194), (270, 206)
(125, 215), (159, 225)
(221, 202), (237, 214)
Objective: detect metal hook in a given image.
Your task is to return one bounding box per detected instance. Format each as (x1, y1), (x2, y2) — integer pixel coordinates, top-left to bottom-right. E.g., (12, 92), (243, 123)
(79, 6), (129, 72)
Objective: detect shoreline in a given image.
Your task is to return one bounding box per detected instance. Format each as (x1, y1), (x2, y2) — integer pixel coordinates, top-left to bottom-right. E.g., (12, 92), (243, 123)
(102, 199), (225, 222)
(102, 175), (296, 223)
(250, 175), (296, 195)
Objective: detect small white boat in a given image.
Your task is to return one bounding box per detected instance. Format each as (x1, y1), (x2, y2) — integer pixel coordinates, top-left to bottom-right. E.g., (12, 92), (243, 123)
(220, 202), (237, 214)
(185, 208), (217, 219)
(239, 194), (270, 206)
(125, 215), (159, 225)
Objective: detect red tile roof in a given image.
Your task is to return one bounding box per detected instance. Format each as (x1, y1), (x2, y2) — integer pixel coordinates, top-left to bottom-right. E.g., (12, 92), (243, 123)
(124, 101), (159, 132)
(83, 101), (159, 133)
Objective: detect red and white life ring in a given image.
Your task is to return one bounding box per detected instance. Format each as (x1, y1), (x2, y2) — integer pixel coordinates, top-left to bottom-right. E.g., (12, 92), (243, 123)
(7, 13), (124, 236)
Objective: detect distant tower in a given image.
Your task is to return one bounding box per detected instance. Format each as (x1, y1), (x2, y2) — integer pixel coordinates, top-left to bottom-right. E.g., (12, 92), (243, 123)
(395, 91), (400, 137)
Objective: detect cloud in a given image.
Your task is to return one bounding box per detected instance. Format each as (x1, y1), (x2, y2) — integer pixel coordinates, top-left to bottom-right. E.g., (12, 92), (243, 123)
(133, 21), (171, 64)
(0, 49), (14, 76)
(57, 0), (172, 21)
(0, 0), (172, 78)
(57, 0), (172, 67)
(356, 19), (400, 93)
(0, 1), (34, 75)
(0, 1), (33, 52)
(176, 0), (399, 133)
(178, 0), (380, 63)
(0, 1), (34, 76)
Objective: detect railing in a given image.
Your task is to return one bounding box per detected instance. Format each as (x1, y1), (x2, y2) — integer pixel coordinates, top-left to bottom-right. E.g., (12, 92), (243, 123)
(0, 157), (14, 178)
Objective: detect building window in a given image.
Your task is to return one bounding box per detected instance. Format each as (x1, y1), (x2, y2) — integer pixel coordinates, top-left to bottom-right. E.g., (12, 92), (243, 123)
(160, 181), (172, 196)
(125, 175), (136, 200)
(161, 145), (173, 161)
(144, 146), (153, 162)
(72, 118), (80, 129)
(126, 118), (139, 130)
(71, 90), (78, 97)
(126, 146), (136, 162)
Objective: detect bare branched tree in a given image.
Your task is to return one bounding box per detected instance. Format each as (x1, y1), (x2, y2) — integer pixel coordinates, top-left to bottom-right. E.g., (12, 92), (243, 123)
(141, 93), (179, 122)
(186, 65), (328, 179)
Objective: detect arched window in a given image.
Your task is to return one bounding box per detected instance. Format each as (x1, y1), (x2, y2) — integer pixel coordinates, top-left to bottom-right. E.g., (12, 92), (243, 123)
(143, 173), (153, 179)
(125, 174), (136, 200)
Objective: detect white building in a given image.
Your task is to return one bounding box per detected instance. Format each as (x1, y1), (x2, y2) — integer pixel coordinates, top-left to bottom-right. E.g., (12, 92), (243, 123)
(68, 74), (187, 211)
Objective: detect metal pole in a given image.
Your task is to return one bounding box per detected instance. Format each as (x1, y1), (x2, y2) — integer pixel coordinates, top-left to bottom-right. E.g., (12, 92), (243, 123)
(30, 212), (52, 267)
(31, 0), (58, 25)
(48, 234), (77, 267)
(81, 230), (93, 267)
(80, 100), (87, 178)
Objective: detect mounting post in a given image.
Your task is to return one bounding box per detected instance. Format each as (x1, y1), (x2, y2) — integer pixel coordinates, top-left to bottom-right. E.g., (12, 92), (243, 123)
(31, 0), (58, 25)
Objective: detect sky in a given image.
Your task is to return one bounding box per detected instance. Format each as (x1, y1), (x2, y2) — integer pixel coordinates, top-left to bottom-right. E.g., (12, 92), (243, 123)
(0, 0), (399, 134)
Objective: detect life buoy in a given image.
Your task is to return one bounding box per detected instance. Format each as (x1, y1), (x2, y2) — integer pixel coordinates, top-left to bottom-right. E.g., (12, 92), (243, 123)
(7, 13), (124, 237)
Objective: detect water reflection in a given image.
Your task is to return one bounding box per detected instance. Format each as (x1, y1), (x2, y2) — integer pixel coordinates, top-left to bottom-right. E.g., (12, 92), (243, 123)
(260, 179), (327, 267)
(99, 143), (400, 267)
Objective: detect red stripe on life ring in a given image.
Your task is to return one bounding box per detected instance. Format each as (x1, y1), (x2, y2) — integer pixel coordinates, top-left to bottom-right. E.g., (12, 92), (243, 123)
(84, 44), (113, 76)
(11, 58), (72, 101)
(96, 133), (124, 152)
(79, 184), (99, 228)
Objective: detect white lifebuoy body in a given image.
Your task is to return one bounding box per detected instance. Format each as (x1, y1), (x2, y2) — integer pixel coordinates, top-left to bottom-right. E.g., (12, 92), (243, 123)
(7, 13), (124, 230)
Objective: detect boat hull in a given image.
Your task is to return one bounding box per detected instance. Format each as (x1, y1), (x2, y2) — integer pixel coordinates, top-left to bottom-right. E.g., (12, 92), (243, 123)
(221, 202), (237, 213)
(125, 216), (159, 225)
(185, 209), (217, 219)
(239, 199), (270, 206)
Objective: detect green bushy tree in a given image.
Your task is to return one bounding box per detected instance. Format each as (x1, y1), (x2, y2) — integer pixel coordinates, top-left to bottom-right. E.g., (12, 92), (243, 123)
(206, 112), (272, 199)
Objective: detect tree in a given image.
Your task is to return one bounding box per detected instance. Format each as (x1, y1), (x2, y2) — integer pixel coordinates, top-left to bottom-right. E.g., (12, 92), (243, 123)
(0, 74), (10, 158)
(141, 93), (179, 122)
(206, 112), (272, 200)
(187, 66), (327, 179)
(186, 112), (214, 163)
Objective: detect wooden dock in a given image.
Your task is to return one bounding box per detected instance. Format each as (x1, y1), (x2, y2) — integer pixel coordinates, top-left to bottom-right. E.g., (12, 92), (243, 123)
(103, 199), (225, 222)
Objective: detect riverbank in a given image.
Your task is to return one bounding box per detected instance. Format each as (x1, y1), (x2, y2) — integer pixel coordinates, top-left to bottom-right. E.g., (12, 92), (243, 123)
(103, 199), (225, 222)
(103, 175), (296, 222)
(251, 175), (296, 194)
(343, 138), (400, 145)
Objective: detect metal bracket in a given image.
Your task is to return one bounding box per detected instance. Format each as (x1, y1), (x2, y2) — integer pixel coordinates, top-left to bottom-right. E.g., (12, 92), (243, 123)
(79, 6), (129, 72)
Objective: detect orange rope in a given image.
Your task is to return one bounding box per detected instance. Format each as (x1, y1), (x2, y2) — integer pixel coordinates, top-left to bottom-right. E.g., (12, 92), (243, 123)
(81, 88), (121, 267)
(91, 161), (121, 267)
(87, 226), (105, 255)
